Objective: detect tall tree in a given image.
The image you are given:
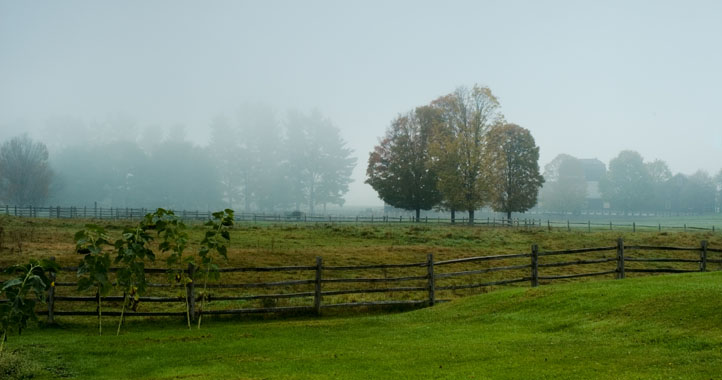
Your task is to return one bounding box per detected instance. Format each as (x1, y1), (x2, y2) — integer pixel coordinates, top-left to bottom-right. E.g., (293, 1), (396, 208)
(715, 169), (722, 213)
(683, 171), (716, 213)
(366, 110), (441, 221)
(484, 123), (544, 221)
(286, 110), (356, 214)
(645, 159), (672, 211)
(600, 150), (652, 213)
(428, 85), (502, 224)
(540, 154), (587, 213)
(209, 116), (243, 209)
(0, 135), (53, 205)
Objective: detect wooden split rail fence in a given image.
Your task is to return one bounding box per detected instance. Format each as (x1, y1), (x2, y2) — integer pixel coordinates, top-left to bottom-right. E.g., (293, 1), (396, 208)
(2, 239), (719, 323)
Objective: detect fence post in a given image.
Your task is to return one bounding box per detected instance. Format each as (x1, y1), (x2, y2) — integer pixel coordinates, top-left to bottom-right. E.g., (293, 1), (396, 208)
(633, 222), (636, 233)
(684, 224), (687, 232)
(588, 221), (591, 232)
(616, 238), (625, 279)
(427, 253), (435, 306)
(547, 220), (551, 232)
(314, 257), (323, 315)
(567, 220), (570, 232)
(47, 256), (56, 324)
(186, 263), (196, 321)
(659, 224), (661, 232)
(609, 221), (612, 230)
(531, 244), (539, 287)
(700, 240), (708, 272)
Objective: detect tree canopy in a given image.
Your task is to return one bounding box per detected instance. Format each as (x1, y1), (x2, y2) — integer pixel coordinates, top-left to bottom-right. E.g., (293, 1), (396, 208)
(484, 123), (544, 220)
(427, 85), (502, 224)
(540, 154), (587, 213)
(0, 135), (53, 205)
(366, 110), (441, 221)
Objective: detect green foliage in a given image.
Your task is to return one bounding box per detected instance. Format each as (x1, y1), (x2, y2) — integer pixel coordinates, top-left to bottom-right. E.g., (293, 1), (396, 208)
(113, 213), (158, 334)
(152, 208), (193, 327)
(484, 123), (544, 220)
(366, 110), (441, 221)
(0, 259), (58, 351)
(427, 85), (502, 222)
(196, 209), (234, 328)
(75, 224), (113, 335)
(114, 213), (156, 301)
(75, 225), (113, 295)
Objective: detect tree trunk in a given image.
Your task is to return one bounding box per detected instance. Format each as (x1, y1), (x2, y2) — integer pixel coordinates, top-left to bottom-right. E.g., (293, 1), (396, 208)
(451, 209), (456, 224)
(415, 208), (420, 223)
(309, 181), (315, 215)
(468, 209), (475, 225)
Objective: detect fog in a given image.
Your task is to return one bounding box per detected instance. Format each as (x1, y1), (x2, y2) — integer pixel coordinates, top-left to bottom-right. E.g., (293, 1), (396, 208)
(1, 0), (721, 207)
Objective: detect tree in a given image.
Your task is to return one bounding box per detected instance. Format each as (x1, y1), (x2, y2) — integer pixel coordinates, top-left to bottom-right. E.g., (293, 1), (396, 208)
(540, 154), (587, 213)
(0, 135), (53, 205)
(645, 159), (672, 211)
(484, 123), (544, 221)
(52, 141), (148, 207)
(428, 85), (502, 224)
(286, 110), (356, 214)
(600, 150), (652, 213)
(714, 169), (722, 213)
(684, 171), (716, 213)
(366, 109), (442, 221)
(209, 116), (243, 209)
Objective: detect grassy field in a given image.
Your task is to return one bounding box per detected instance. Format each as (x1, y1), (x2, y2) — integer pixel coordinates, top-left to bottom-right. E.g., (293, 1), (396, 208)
(1, 215), (722, 312)
(2, 215), (721, 268)
(3, 271), (722, 379)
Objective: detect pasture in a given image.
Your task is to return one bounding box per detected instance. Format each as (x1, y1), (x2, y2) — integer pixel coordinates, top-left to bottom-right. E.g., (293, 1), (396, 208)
(1, 215), (722, 378)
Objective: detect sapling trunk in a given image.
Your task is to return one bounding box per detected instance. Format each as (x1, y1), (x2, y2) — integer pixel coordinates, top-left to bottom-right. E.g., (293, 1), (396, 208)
(97, 288), (102, 336)
(0, 331), (6, 352)
(117, 292), (128, 336)
(197, 264), (211, 329)
(185, 287), (191, 329)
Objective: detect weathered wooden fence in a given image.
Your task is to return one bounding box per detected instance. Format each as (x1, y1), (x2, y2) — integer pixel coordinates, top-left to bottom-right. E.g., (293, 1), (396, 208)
(7, 238), (715, 323)
(1, 205), (718, 232)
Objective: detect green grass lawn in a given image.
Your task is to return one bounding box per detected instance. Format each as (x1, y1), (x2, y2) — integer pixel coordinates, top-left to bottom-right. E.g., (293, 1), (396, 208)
(6, 271), (722, 379)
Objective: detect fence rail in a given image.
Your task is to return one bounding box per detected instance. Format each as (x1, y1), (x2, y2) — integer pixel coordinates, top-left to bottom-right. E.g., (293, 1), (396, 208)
(1, 205), (719, 232)
(1, 238), (718, 323)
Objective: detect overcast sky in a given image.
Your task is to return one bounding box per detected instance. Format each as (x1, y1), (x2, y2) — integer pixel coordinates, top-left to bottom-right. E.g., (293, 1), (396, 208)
(1, 0), (721, 206)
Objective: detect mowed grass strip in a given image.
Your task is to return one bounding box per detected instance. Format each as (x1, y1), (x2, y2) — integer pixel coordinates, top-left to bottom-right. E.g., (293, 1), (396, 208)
(9, 271), (722, 379)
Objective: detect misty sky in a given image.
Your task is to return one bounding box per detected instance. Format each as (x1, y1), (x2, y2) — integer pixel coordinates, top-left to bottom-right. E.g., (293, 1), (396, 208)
(1, 0), (721, 206)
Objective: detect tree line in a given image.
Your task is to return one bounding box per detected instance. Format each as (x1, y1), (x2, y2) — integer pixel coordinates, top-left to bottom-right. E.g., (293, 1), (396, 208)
(366, 84), (544, 223)
(0, 106), (356, 212)
(540, 151), (722, 215)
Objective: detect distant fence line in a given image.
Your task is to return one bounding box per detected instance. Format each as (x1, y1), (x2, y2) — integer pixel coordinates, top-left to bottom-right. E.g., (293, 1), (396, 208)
(0, 205), (718, 233)
(1, 238), (718, 322)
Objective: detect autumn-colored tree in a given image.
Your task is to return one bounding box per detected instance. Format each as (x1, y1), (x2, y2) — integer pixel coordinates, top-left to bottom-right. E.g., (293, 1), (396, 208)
(366, 109), (442, 221)
(484, 123), (544, 221)
(428, 85), (502, 224)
